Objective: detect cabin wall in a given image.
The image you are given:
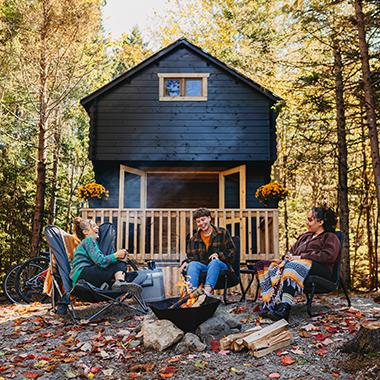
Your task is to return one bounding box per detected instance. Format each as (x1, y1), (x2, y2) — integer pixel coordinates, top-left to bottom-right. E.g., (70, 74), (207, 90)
(90, 46), (275, 162)
(90, 161), (272, 209)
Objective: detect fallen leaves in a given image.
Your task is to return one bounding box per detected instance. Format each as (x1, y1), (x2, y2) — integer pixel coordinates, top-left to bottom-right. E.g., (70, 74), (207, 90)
(158, 366), (177, 379)
(22, 371), (41, 379)
(269, 373), (281, 379)
(280, 355), (295, 366)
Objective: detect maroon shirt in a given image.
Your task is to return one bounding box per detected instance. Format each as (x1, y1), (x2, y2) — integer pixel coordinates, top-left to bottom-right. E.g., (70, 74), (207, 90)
(289, 231), (340, 273)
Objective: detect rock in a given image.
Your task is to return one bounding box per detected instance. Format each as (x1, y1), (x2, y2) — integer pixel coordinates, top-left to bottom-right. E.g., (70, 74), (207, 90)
(175, 333), (207, 354)
(215, 308), (241, 329)
(196, 316), (231, 345)
(143, 319), (184, 351)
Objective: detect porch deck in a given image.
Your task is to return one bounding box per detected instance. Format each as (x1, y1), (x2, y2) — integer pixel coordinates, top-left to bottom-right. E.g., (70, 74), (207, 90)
(80, 208), (279, 263)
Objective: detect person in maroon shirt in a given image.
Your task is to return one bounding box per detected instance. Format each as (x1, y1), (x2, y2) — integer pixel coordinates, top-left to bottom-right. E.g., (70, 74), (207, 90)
(264, 206), (340, 321)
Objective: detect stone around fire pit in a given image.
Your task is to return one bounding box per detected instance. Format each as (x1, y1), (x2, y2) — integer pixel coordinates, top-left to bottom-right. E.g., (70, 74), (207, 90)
(175, 333), (207, 354)
(143, 318), (184, 351)
(196, 308), (242, 345)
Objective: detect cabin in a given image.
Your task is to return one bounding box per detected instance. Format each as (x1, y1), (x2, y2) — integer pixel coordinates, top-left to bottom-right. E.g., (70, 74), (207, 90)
(80, 38), (281, 267)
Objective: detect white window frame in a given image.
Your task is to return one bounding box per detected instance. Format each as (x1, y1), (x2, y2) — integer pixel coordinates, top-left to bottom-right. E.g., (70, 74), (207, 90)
(158, 73), (209, 101)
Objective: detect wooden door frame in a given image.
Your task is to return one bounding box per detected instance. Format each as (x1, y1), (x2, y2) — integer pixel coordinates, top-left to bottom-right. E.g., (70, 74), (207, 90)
(218, 164), (246, 209)
(119, 165), (147, 209)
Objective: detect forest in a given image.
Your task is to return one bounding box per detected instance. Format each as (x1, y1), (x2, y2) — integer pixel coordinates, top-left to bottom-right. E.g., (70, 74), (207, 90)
(0, 0), (379, 292)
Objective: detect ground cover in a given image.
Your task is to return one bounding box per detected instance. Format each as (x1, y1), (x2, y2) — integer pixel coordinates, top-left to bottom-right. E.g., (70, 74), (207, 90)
(0, 293), (379, 379)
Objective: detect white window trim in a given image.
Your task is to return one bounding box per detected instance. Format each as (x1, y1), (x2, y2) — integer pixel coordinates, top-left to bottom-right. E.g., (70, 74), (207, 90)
(158, 73), (209, 101)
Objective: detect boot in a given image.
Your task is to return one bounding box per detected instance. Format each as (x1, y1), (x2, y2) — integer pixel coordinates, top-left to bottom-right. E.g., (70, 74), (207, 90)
(268, 303), (291, 322)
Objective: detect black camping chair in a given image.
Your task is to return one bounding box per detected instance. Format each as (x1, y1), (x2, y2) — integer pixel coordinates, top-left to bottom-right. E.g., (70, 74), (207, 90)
(44, 223), (148, 323)
(184, 236), (240, 305)
(304, 230), (351, 317)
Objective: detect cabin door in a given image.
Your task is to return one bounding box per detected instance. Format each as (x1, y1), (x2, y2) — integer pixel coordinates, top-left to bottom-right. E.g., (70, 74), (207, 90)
(219, 165), (246, 209)
(119, 165), (147, 208)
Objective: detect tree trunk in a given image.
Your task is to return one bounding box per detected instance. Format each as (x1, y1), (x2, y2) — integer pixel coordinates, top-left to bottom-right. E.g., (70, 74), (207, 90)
(48, 113), (62, 225)
(31, 0), (50, 257)
(333, 44), (350, 287)
(360, 113), (375, 289)
(354, 0), (380, 217)
(342, 321), (380, 353)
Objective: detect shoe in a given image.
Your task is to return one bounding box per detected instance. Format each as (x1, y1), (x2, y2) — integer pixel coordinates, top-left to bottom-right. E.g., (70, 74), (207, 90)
(259, 305), (272, 319)
(112, 280), (143, 296)
(267, 303), (291, 322)
(56, 303), (68, 316)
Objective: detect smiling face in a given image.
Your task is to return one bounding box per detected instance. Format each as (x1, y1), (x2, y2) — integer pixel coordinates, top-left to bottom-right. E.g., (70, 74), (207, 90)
(83, 220), (99, 239)
(306, 210), (324, 234)
(195, 215), (212, 233)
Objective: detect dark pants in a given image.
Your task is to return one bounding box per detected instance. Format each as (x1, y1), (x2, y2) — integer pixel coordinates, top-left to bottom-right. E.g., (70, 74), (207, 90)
(282, 261), (332, 299)
(78, 262), (128, 288)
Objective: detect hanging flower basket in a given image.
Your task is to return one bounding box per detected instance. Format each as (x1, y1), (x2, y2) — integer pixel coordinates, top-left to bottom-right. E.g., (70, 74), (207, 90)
(255, 182), (288, 207)
(77, 182), (109, 205)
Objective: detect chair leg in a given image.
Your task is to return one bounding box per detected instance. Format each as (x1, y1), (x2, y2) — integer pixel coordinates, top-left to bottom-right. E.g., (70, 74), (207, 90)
(306, 283), (316, 317)
(339, 276), (351, 308)
(253, 274), (260, 302)
(223, 275), (228, 305)
(239, 274), (255, 302)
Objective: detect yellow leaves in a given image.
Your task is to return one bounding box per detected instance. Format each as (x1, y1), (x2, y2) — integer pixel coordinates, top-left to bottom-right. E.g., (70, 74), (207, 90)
(256, 181), (289, 205)
(77, 182), (109, 201)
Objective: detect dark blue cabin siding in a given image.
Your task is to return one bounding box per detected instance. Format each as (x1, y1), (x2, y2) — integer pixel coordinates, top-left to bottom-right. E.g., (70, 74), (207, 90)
(92, 47), (274, 162)
(90, 161), (271, 209)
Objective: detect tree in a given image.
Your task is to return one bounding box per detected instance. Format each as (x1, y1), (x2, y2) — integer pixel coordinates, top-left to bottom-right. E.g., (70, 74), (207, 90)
(1, 0), (105, 256)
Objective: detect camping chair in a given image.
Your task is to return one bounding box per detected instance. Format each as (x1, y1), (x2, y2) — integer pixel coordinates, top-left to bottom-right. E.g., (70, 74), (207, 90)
(304, 231), (351, 317)
(184, 236), (240, 305)
(44, 223), (148, 323)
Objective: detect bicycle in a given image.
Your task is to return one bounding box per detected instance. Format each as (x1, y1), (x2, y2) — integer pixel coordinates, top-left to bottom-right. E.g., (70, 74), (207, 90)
(2, 264), (24, 303)
(15, 253), (50, 304)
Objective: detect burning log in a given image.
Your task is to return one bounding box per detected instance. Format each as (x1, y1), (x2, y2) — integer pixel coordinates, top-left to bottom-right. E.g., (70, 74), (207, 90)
(169, 287), (204, 309)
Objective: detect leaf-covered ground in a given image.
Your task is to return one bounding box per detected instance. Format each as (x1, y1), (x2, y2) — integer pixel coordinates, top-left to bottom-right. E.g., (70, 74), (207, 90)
(0, 293), (379, 379)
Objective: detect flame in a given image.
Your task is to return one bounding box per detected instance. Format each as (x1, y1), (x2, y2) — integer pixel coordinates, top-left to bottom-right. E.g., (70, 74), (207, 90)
(176, 278), (200, 308)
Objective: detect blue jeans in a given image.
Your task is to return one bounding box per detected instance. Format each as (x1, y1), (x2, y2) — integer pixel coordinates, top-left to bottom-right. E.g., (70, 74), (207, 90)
(187, 259), (229, 289)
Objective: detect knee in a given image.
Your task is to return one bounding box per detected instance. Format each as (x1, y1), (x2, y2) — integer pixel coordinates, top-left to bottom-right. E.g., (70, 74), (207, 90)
(187, 261), (202, 272)
(208, 258), (224, 269)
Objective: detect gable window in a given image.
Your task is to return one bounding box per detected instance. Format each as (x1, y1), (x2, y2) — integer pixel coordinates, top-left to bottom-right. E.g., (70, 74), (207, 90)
(158, 73), (209, 101)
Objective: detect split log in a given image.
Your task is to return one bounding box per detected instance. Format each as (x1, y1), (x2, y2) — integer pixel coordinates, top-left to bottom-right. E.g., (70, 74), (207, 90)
(243, 319), (288, 349)
(191, 294), (206, 308)
(342, 321), (380, 354)
(243, 319), (292, 357)
(220, 326), (262, 351)
(169, 287), (204, 309)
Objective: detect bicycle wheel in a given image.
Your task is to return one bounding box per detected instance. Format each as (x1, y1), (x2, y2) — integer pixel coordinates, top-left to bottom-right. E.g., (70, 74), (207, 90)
(15, 256), (50, 303)
(2, 264), (24, 304)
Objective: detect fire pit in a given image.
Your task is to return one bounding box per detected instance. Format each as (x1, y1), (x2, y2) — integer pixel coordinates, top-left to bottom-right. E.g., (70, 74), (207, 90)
(149, 296), (220, 332)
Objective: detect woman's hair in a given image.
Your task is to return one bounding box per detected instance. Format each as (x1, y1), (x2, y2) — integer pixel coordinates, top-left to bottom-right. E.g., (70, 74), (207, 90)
(193, 207), (211, 220)
(73, 217), (91, 240)
(311, 206), (337, 232)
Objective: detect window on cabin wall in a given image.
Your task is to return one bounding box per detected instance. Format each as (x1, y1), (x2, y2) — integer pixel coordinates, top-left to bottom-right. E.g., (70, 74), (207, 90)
(158, 73), (209, 101)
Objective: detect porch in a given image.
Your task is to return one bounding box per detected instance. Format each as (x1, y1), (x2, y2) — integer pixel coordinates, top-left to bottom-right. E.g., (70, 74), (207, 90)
(80, 208), (279, 263)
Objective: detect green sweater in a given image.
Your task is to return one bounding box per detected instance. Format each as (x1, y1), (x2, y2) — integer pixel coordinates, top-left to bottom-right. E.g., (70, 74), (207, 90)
(69, 236), (117, 285)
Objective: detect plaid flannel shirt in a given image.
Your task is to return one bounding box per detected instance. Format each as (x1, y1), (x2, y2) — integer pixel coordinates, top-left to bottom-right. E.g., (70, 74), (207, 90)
(186, 224), (236, 265)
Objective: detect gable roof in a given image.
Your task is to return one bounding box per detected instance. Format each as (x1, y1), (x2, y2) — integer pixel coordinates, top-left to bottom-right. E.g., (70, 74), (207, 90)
(81, 38), (281, 110)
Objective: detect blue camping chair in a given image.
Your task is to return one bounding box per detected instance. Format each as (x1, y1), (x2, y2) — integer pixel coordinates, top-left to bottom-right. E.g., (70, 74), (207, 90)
(304, 231), (351, 317)
(44, 222), (148, 323)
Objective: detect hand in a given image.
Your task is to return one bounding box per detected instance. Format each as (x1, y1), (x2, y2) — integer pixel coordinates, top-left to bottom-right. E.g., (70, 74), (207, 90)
(284, 253), (292, 261)
(209, 253), (219, 261)
(179, 261), (188, 273)
(115, 249), (128, 260)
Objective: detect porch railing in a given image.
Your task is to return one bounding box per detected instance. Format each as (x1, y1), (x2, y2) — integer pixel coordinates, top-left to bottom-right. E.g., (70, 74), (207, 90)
(80, 208), (279, 263)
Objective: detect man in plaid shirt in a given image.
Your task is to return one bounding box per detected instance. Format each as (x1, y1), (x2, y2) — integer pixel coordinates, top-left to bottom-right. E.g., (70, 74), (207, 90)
(182, 208), (236, 295)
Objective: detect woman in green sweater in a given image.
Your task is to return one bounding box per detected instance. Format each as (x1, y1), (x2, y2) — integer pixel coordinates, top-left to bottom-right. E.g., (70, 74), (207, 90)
(70, 217), (138, 291)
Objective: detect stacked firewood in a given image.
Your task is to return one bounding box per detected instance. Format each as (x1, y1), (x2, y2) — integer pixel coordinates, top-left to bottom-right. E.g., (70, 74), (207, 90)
(220, 319), (292, 357)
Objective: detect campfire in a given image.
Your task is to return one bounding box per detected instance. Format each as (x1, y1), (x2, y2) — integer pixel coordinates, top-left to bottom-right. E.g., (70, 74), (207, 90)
(148, 281), (220, 332)
(172, 279), (207, 309)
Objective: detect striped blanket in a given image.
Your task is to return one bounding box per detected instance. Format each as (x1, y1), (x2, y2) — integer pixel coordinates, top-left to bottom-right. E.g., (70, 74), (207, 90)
(257, 258), (313, 308)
